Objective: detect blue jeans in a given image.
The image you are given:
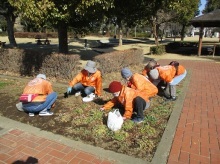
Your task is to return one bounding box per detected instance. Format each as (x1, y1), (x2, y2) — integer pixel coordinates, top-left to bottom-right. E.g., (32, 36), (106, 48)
(22, 92), (57, 113)
(72, 83), (95, 96)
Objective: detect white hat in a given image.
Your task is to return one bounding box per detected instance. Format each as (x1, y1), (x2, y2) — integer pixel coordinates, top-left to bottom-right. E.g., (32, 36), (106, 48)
(84, 60), (97, 73)
(149, 69), (159, 80)
(36, 74), (46, 80)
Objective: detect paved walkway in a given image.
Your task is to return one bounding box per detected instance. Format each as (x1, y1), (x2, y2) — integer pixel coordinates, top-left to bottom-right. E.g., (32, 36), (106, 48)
(0, 129), (113, 164)
(165, 59), (220, 163)
(0, 59), (220, 163)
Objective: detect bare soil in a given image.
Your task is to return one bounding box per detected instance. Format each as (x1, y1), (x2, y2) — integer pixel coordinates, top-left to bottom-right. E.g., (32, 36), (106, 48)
(0, 65), (181, 162)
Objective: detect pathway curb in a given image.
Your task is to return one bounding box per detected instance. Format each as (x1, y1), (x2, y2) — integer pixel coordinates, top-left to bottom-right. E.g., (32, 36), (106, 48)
(0, 116), (147, 164)
(152, 70), (191, 163)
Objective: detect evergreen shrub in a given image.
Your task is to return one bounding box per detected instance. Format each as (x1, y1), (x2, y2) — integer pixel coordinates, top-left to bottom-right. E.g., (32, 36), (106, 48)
(94, 48), (144, 74)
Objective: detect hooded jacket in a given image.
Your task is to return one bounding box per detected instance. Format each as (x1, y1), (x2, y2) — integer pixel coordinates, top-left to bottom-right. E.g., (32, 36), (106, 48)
(157, 65), (176, 83)
(69, 69), (102, 96)
(103, 85), (149, 119)
(157, 65), (186, 83)
(23, 77), (53, 102)
(176, 65), (186, 76)
(129, 73), (158, 98)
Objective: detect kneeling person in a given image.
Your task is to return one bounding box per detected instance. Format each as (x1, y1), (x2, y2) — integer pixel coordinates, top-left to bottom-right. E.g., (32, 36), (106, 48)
(18, 74), (57, 116)
(67, 60), (102, 102)
(100, 81), (150, 123)
(149, 62), (187, 101)
(121, 67), (158, 98)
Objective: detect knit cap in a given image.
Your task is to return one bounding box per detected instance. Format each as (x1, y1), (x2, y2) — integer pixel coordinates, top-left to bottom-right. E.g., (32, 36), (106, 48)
(36, 74), (46, 80)
(121, 68), (133, 79)
(109, 81), (122, 93)
(149, 69), (159, 80)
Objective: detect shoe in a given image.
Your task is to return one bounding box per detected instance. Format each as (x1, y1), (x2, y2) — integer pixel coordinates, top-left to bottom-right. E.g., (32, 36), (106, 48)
(16, 102), (24, 112)
(132, 117), (144, 123)
(75, 91), (81, 97)
(164, 96), (177, 101)
(29, 113), (35, 117)
(39, 111), (53, 116)
(82, 93), (96, 102)
(64, 92), (68, 98)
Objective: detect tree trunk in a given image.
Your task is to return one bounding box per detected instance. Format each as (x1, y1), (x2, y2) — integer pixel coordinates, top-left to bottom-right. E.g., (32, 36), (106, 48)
(58, 22), (68, 54)
(152, 22), (159, 46)
(118, 28), (123, 46)
(5, 14), (17, 47)
(134, 26), (137, 38)
(180, 24), (186, 41)
(198, 27), (204, 56)
(125, 27), (130, 38)
(150, 16), (159, 46)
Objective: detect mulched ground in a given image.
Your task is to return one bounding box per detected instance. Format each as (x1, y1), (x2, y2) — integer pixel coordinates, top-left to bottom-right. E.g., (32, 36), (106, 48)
(0, 66), (181, 161)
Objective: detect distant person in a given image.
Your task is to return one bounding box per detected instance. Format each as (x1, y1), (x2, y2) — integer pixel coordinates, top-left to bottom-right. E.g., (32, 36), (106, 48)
(84, 39), (88, 49)
(100, 81), (151, 123)
(16, 74), (57, 116)
(66, 60), (102, 102)
(121, 67), (158, 98)
(148, 61), (187, 101)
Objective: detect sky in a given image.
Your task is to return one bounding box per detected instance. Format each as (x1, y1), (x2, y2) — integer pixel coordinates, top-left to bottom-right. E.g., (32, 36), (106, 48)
(199, 0), (206, 15)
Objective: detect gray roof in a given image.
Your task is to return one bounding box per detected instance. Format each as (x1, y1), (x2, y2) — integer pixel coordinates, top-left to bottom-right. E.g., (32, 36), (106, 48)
(191, 9), (220, 27)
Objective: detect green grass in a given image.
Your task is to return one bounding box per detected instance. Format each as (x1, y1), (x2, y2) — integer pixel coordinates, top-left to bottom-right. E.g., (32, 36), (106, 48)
(0, 81), (8, 89)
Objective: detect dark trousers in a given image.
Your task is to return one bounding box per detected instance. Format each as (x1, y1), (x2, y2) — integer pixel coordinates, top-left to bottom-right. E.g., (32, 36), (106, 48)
(133, 96), (146, 119)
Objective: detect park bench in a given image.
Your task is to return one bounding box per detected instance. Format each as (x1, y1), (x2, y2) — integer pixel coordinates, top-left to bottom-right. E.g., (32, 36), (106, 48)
(0, 41), (6, 48)
(35, 36), (51, 45)
(207, 44), (216, 57)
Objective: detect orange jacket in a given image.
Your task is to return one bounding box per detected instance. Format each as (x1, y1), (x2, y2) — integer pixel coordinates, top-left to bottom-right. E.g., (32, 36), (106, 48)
(23, 78), (53, 102)
(157, 65), (176, 83)
(176, 65), (186, 76)
(129, 73), (158, 98)
(142, 69), (148, 77)
(142, 64), (160, 77)
(69, 69), (102, 96)
(103, 86), (149, 119)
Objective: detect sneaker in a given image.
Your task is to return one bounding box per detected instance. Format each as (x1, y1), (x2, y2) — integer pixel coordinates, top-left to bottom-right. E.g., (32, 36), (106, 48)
(39, 111), (53, 116)
(164, 96), (177, 101)
(75, 91), (81, 97)
(29, 113), (35, 117)
(82, 93), (96, 102)
(16, 102), (24, 112)
(132, 117), (144, 123)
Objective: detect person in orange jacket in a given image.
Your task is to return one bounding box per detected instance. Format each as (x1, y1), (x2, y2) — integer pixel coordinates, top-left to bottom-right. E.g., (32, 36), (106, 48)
(121, 67), (158, 98)
(100, 81), (151, 123)
(67, 60), (102, 102)
(149, 62), (187, 101)
(142, 59), (160, 78)
(16, 74), (57, 117)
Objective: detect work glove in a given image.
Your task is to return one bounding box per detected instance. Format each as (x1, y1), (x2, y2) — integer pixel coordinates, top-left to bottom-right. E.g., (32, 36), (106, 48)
(67, 87), (72, 94)
(99, 107), (104, 111)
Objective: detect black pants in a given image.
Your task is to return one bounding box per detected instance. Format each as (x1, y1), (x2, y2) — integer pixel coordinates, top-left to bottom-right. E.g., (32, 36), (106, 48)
(133, 96), (146, 119)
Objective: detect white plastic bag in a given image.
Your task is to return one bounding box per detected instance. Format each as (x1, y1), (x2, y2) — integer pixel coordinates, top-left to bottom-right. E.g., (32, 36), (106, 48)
(107, 109), (124, 131)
